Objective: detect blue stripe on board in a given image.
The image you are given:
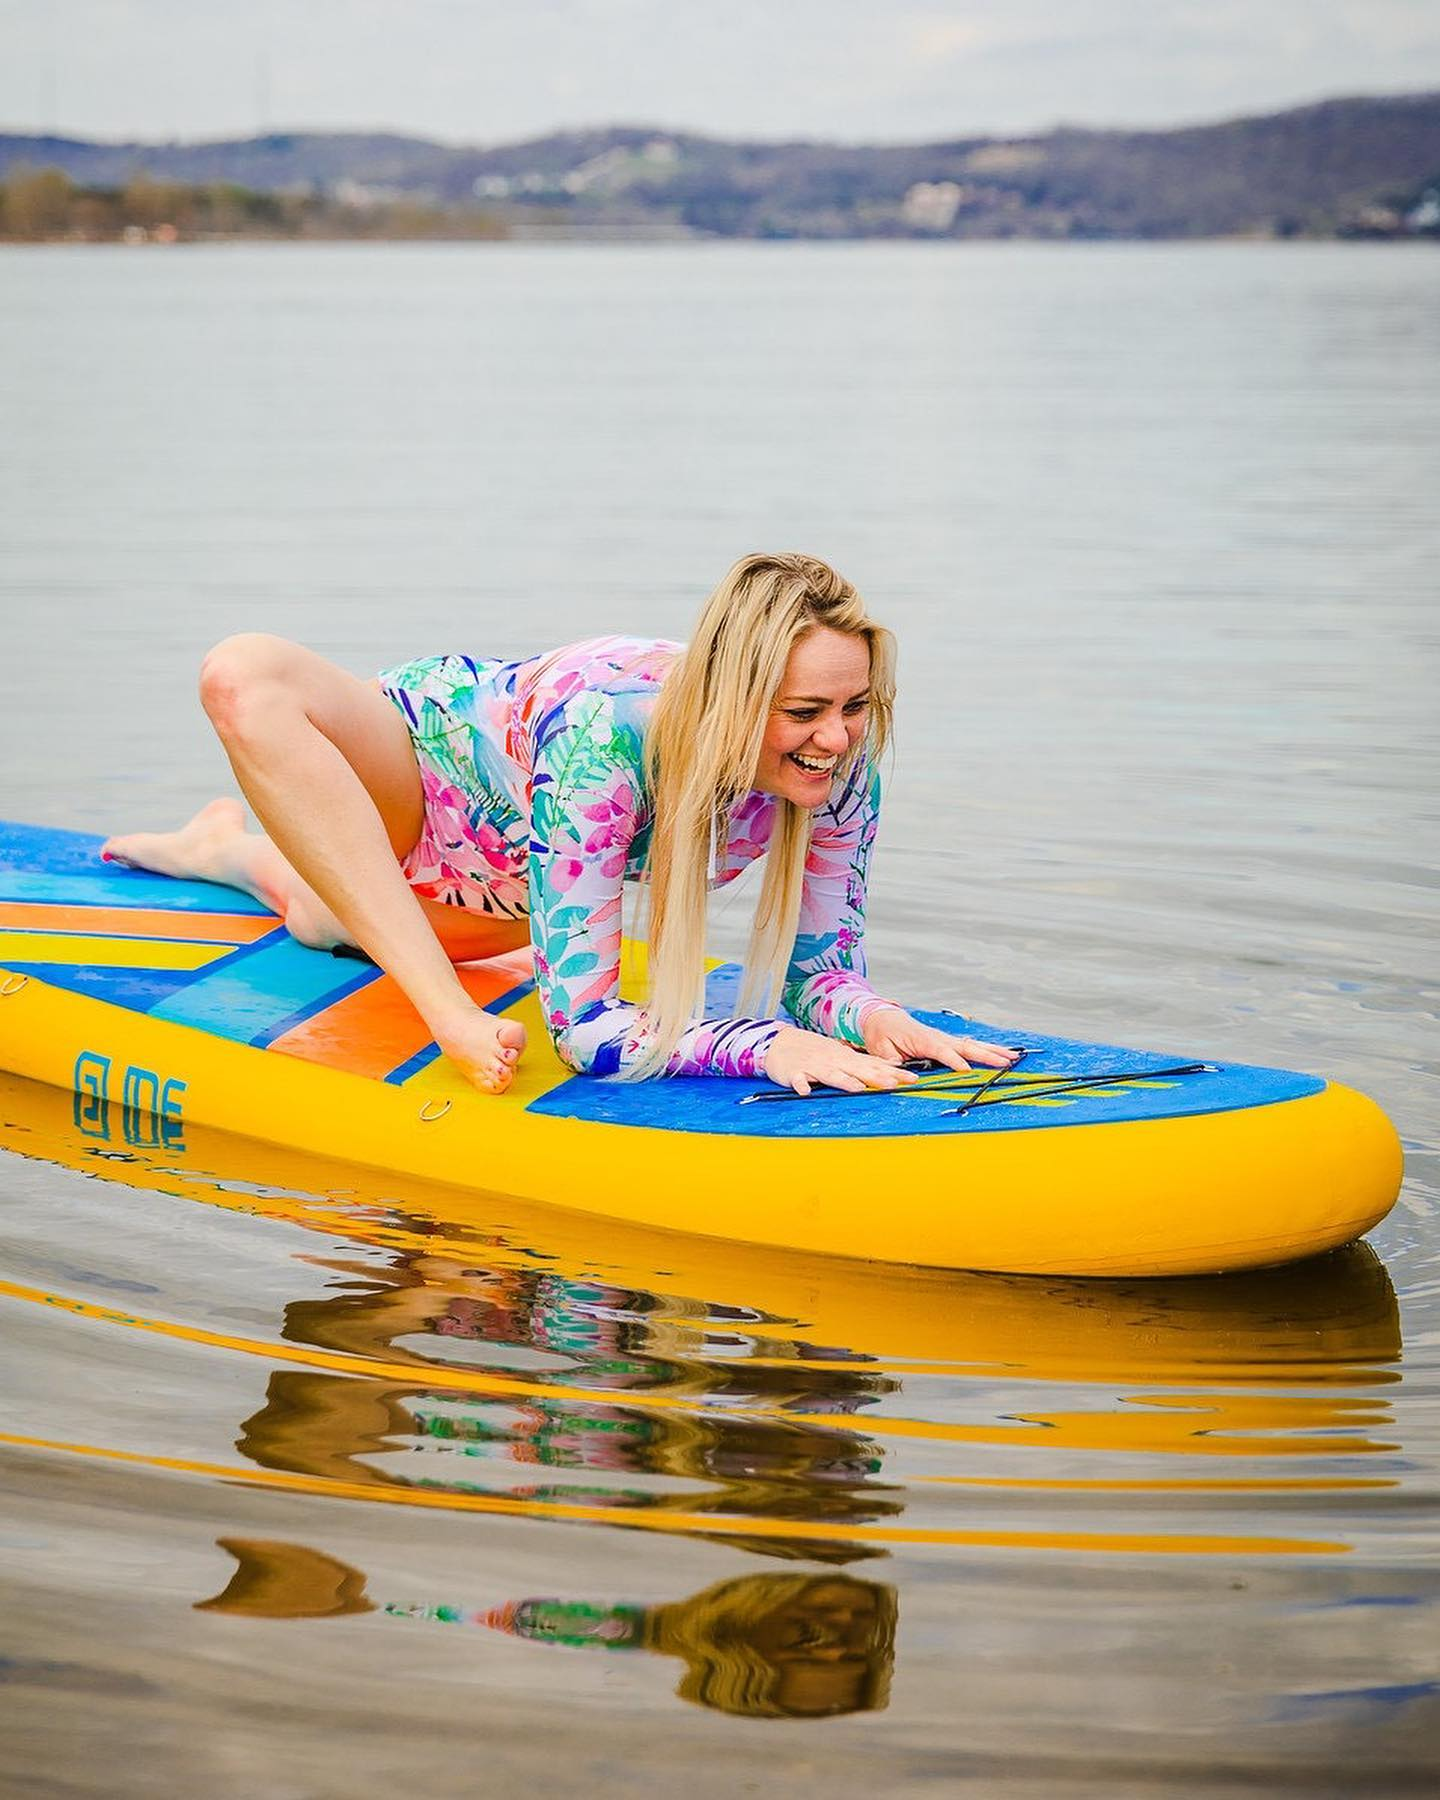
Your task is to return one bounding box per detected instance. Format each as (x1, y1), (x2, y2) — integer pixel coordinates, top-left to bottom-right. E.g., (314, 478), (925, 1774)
(250, 963), (384, 1049)
(147, 934), (382, 1045)
(384, 1042), (444, 1086)
(0, 869), (278, 913)
(1, 962), (215, 1013)
(382, 978), (537, 1084)
(0, 820), (274, 915)
(485, 978), (536, 1016)
(0, 927), (288, 1014)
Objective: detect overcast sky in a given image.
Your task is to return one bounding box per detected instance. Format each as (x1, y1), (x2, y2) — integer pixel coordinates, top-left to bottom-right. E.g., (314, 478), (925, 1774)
(3, 0), (1439, 145)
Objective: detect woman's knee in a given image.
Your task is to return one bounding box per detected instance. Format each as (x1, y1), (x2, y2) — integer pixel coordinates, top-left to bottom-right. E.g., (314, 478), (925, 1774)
(198, 634), (306, 739)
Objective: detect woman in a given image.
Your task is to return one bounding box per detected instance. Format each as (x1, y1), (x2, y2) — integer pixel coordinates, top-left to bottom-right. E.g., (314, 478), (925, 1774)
(104, 552), (1017, 1094)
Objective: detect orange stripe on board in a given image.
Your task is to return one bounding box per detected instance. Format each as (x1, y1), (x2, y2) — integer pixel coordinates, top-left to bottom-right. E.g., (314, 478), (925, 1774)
(268, 947), (533, 1078)
(0, 901), (277, 945)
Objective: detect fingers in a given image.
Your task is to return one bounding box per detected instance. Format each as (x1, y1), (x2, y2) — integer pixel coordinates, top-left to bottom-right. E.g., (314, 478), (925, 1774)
(888, 1031), (970, 1074)
(897, 1032), (1023, 1074)
(787, 1057), (909, 1095)
(767, 1027), (924, 1096)
(770, 1026), (1024, 1097)
(960, 1039), (1025, 1068)
(795, 1068), (888, 1095)
(857, 1058), (914, 1090)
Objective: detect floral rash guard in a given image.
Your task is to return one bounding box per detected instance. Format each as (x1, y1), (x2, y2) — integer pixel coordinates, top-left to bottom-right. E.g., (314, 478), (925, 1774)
(378, 636), (900, 1078)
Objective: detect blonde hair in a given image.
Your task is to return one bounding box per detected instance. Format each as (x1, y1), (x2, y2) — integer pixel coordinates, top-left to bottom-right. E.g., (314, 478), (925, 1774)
(635, 552), (895, 1078)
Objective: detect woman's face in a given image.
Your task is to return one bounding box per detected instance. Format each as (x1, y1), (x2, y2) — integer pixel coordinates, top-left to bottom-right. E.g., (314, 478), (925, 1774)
(754, 628), (872, 808)
(749, 1580), (884, 1716)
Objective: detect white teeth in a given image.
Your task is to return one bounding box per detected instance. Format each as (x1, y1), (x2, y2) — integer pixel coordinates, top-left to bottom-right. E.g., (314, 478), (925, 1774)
(791, 753), (836, 773)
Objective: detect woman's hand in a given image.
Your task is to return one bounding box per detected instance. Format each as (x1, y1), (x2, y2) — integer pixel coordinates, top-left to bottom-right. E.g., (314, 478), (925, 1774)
(861, 1007), (1022, 1073)
(763, 1025), (921, 1097)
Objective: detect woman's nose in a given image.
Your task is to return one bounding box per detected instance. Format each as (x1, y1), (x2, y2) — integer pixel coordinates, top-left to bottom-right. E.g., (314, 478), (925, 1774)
(813, 716), (848, 752)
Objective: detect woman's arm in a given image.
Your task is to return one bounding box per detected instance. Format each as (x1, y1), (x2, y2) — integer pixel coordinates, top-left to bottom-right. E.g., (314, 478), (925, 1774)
(783, 753), (1022, 1074)
(780, 754), (904, 1046)
(527, 690), (782, 1077)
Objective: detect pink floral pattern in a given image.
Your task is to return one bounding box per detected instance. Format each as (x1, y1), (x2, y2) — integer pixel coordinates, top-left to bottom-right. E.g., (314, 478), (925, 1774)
(378, 638), (898, 1077)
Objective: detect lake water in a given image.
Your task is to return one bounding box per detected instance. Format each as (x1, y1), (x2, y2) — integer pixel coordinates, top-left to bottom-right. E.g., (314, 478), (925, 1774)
(1, 242), (1437, 1794)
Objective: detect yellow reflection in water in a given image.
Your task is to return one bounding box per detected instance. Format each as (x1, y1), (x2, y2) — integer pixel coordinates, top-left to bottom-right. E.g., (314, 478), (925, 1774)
(0, 1071), (1405, 1557)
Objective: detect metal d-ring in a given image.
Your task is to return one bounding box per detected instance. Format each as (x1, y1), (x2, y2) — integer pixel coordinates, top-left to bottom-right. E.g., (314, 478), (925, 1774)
(418, 1098), (452, 1123)
(0, 974), (28, 997)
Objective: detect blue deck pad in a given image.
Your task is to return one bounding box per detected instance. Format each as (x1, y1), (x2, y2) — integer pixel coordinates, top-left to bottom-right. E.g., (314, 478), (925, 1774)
(528, 968), (1324, 1137)
(148, 935), (381, 1045)
(0, 821), (274, 915)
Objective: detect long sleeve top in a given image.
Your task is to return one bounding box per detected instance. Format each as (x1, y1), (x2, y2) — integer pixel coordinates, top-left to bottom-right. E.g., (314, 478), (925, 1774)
(378, 636), (900, 1078)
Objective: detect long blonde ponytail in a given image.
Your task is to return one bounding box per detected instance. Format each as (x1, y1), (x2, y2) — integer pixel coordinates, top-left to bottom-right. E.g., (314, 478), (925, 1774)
(633, 553), (895, 1078)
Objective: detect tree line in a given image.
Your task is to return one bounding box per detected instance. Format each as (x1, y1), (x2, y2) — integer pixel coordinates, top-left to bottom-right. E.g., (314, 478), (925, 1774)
(0, 165), (509, 242)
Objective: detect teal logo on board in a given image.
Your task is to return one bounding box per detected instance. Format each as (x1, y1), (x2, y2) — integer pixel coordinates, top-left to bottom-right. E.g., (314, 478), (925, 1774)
(73, 1049), (187, 1152)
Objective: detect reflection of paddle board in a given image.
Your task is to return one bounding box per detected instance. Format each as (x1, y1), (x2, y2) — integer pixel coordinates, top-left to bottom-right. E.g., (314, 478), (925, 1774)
(0, 820), (1402, 1277)
(5, 1070), (1398, 1559)
(0, 1067), (1401, 1390)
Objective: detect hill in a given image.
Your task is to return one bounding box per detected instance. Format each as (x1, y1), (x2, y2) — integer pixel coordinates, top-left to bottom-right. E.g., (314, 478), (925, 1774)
(3, 93), (1438, 240)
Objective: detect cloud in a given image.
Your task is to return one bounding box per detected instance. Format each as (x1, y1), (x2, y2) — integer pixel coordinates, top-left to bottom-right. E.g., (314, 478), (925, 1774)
(901, 16), (990, 64)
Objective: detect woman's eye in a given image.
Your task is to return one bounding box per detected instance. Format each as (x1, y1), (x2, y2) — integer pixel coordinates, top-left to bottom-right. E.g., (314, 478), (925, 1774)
(786, 710), (819, 722)
(844, 700), (869, 715)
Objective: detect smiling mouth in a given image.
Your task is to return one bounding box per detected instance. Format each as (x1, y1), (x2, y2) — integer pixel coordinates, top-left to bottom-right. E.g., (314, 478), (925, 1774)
(789, 752), (837, 775)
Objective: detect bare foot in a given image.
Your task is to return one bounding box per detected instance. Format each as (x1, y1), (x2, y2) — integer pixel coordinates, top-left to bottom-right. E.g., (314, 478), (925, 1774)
(102, 797), (248, 883)
(433, 1007), (528, 1095)
(102, 797), (352, 947)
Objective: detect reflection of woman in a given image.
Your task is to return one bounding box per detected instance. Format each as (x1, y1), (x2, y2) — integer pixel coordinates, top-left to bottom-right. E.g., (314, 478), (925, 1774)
(104, 551), (1017, 1094)
(238, 1245), (902, 1544)
(481, 1572), (895, 1718)
(198, 1540), (895, 1720)
(641, 1572), (895, 1718)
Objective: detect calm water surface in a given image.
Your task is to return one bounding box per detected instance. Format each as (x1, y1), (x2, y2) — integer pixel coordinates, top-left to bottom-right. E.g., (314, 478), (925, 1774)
(1, 244), (1437, 1795)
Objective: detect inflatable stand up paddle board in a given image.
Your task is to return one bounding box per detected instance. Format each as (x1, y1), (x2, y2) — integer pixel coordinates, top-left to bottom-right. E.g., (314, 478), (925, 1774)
(0, 821), (1402, 1276)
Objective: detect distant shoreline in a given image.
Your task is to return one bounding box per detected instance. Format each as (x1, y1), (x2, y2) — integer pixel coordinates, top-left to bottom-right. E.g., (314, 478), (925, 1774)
(4, 93), (1439, 243)
(2, 171), (1435, 247)
(6, 226), (1437, 249)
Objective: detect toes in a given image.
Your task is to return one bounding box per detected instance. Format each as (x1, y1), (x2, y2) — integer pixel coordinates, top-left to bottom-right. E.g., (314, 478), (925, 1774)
(484, 1055), (516, 1091)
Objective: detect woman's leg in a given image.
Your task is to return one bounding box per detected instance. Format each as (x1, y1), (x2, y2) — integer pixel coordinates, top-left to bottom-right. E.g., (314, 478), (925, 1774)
(102, 634), (527, 1093)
